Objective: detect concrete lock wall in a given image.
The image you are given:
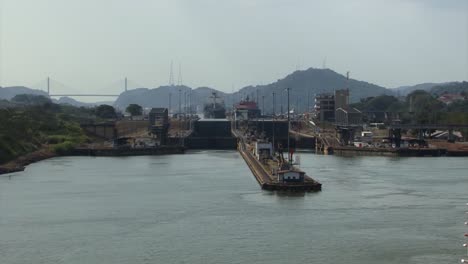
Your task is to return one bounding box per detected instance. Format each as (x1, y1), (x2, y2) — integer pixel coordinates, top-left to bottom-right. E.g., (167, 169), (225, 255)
(193, 120), (232, 137)
(240, 120), (289, 139)
(82, 124), (117, 139)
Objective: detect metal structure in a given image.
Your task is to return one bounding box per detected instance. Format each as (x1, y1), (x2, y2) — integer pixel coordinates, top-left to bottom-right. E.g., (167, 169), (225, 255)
(177, 63), (183, 86)
(169, 61), (174, 86)
(272, 92), (276, 152)
(286, 87), (291, 163)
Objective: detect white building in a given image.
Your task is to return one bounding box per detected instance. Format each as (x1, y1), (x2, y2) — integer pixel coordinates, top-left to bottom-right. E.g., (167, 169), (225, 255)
(277, 170), (305, 183)
(254, 141), (273, 160)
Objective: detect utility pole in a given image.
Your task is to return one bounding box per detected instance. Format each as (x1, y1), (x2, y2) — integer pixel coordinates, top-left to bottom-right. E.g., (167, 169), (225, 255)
(272, 92), (276, 152)
(346, 71), (350, 105)
(169, 92), (172, 114)
(255, 90), (259, 136)
(184, 91), (187, 116)
(262, 95), (265, 134)
(296, 96), (299, 115)
(178, 63), (183, 86)
(178, 88), (182, 119)
(256, 89), (259, 104)
(262, 95), (265, 116)
(184, 90), (188, 129)
(280, 89), (284, 118)
(188, 91), (191, 130)
(47, 77), (50, 96)
(286, 88), (291, 163)
(169, 61), (174, 86)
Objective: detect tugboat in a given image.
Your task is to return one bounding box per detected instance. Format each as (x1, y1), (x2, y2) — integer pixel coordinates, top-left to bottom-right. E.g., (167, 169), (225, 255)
(203, 92), (226, 119)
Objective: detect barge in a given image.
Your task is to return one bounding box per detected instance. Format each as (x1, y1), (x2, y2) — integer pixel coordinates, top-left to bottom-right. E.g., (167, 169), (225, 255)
(238, 139), (321, 192)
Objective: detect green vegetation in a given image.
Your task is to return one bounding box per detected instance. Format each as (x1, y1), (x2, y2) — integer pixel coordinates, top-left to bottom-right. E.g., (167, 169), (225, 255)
(126, 104), (143, 116)
(11, 94), (52, 105)
(351, 90), (468, 125)
(352, 95), (399, 112)
(95, 104), (117, 119)
(430, 81), (468, 96)
(0, 95), (102, 163)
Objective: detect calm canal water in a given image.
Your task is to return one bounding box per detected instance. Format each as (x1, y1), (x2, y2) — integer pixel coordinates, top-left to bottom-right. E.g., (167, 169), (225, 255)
(0, 151), (467, 264)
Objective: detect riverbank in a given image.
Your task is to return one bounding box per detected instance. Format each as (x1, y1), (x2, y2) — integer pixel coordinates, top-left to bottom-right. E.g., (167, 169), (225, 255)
(333, 146), (447, 157)
(0, 148), (57, 175)
(0, 146), (186, 176)
(70, 146), (185, 156)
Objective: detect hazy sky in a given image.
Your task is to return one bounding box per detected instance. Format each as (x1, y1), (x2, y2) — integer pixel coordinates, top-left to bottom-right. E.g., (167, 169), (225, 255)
(0, 0), (467, 97)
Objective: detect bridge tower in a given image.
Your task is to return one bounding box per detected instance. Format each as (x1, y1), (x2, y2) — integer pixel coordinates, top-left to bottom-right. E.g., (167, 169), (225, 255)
(47, 77), (50, 96)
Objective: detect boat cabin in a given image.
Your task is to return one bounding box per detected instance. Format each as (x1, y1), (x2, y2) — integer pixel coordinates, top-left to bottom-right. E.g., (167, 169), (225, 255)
(277, 170), (305, 183)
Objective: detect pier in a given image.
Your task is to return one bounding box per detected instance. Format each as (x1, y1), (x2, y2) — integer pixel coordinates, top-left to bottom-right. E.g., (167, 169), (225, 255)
(232, 123), (321, 192)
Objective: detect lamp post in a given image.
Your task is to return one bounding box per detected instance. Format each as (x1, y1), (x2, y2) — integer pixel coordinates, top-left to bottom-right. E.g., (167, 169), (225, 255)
(285, 87), (291, 164)
(256, 89), (259, 104)
(178, 88), (182, 119)
(280, 89), (284, 118)
(272, 92), (276, 152)
(169, 92), (172, 115)
(184, 90), (188, 129)
(262, 95), (265, 135)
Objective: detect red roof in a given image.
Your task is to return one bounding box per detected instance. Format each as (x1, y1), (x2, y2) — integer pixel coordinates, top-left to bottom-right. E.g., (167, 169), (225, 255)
(235, 101), (258, 110)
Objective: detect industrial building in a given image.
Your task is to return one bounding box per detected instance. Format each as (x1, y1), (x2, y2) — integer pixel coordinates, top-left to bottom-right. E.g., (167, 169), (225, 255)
(314, 93), (335, 122)
(148, 108), (169, 145)
(314, 89), (351, 122)
(335, 107), (363, 126)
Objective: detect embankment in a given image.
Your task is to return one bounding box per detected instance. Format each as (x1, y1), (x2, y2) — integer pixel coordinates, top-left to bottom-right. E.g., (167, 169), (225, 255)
(0, 149), (57, 175)
(0, 146), (185, 175)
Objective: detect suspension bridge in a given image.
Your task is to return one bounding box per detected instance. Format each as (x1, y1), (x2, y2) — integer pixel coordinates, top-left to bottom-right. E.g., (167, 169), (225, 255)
(30, 77), (144, 98)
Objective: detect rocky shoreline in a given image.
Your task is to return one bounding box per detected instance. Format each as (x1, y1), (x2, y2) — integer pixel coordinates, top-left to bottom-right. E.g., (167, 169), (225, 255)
(0, 149), (57, 175)
(0, 146), (186, 176)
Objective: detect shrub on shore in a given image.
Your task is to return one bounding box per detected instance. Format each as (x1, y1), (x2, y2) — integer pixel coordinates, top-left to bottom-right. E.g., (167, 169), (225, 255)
(52, 141), (75, 154)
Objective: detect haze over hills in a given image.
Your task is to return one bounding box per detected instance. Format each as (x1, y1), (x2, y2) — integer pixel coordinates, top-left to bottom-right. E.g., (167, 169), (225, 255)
(392, 83), (452, 96)
(114, 68), (392, 113)
(0, 87), (116, 108)
(430, 81), (468, 96)
(53, 97), (114, 108)
(3, 68), (466, 114)
(0, 86), (48, 100)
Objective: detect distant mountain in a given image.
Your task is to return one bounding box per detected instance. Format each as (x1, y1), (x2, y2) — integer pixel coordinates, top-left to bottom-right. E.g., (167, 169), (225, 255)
(113, 86), (225, 112)
(53, 97), (114, 108)
(53, 97), (94, 107)
(0, 86), (115, 108)
(114, 68), (392, 114)
(10, 68), (462, 115)
(228, 68), (391, 113)
(0, 99), (18, 109)
(430, 81), (468, 96)
(392, 83), (450, 96)
(0, 86), (48, 100)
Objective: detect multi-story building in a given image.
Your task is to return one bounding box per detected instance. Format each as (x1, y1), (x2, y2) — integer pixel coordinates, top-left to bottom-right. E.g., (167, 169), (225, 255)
(148, 108), (169, 145)
(314, 93), (335, 122)
(334, 89), (349, 110)
(315, 89), (352, 122)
